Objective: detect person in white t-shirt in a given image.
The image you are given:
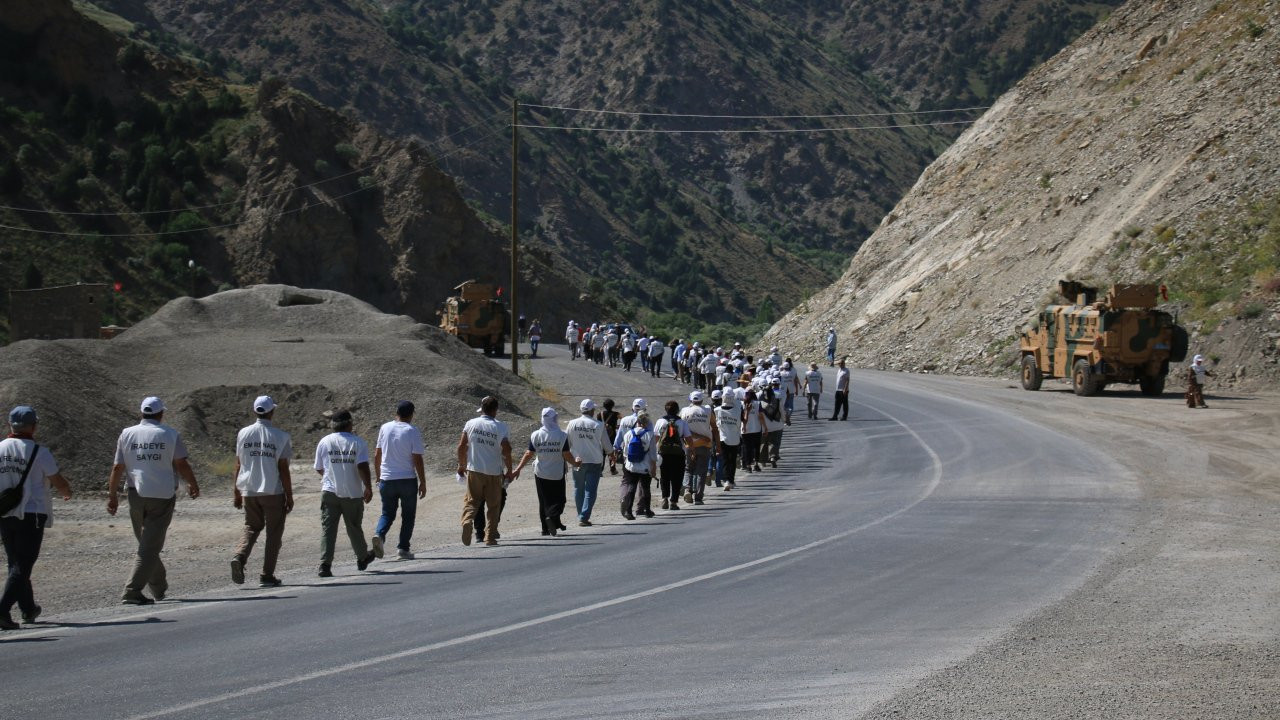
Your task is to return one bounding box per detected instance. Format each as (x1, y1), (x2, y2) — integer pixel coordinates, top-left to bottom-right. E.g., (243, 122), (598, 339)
(778, 359), (801, 426)
(830, 358), (851, 421)
(512, 408), (579, 536)
(713, 391), (742, 490)
(566, 321), (580, 360)
(0, 405), (71, 629)
(565, 399), (612, 526)
(107, 396), (200, 605)
(458, 396), (513, 546)
(679, 391), (718, 504)
(374, 401), (427, 560)
(740, 389), (766, 474)
(313, 410), (376, 578)
(637, 334), (651, 373)
(230, 396), (294, 588)
(804, 363), (824, 420)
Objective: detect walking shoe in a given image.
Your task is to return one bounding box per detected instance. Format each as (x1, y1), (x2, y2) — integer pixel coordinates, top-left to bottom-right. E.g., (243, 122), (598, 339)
(724, 483), (732, 491)
(548, 526), (558, 537)
(20, 605), (41, 624)
(462, 524), (473, 546)
(744, 466), (753, 474)
(0, 616), (18, 631)
(485, 539), (499, 546)
(397, 549), (415, 560)
(259, 575), (283, 588)
(610, 466), (619, 475)
(579, 519), (593, 527)
(772, 460), (778, 468)
(230, 558), (245, 585)
(683, 490), (693, 504)
(694, 499), (705, 505)
(318, 565), (333, 578)
(661, 499), (669, 509)
(644, 510), (656, 518)
(669, 503), (680, 510)
(623, 511), (636, 520)
(358, 552), (376, 571)
(121, 595), (154, 606)
(371, 535), (385, 559)
(754, 464), (763, 472)
(151, 588), (166, 602)
(558, 522), (567, 531)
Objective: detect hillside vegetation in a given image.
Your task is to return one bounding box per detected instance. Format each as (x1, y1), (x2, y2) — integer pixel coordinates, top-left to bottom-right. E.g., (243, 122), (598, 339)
(766, 0), (1280, 390)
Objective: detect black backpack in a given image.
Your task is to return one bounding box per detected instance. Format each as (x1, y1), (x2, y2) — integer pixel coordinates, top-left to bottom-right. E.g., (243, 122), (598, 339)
(658, 418), (684, 456)
(763, 391), (782, 422)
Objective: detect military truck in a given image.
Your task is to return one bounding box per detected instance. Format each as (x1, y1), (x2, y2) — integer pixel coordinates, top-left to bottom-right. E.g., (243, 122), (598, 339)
(439, 281), (510, 356)
(1018, 280), (1188, 396)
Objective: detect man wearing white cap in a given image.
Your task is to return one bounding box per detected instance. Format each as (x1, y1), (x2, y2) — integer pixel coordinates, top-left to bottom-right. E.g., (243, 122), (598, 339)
(230, 395), (294, 587)
(648, 338), (665, 378)
(512, 408), (579, 536)
(566, 399), (611, 526)
(612, 398), (647, 458)
(680, 391), (719, 504)
(0, 405), (72, 629)
(107, 397), (200, 605)
(713, 391), (742, 490)
(566, 321), (580, 360)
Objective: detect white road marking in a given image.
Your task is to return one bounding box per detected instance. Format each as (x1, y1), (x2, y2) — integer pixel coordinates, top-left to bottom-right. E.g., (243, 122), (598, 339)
(123, 402), (943, 720)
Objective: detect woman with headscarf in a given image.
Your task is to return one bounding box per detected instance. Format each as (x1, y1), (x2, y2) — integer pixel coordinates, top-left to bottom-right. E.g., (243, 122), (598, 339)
(513, 408), (579, 536)
(1186, 354), (1213, 408)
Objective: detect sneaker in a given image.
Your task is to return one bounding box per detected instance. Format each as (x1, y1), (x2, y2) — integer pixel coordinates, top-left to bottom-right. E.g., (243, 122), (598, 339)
(397, 549), (415, 560)
(579, 519), (593, 527)
(724, 484), (732, 491)
(20, 605), (41, 624)
(358, 552), (375, 571)
(318, 565), (333, 578)
(548, 526), (558, 537)
(661, 499), (670, 509)
(371, 535), (385, 559)
(462, 524), (473, 546)
(644, 510), (656, 518)
(230, 558), (245, 585)
(151, 588), (166, 602)
(0, 616), (18, 631)
(694, 499), (705, 505)
(683, 491), (693, 503)
(669, 503), (680, 510)
(121, 595), (154, 606)
(754, 464), (763, 472)
(259, 575), (282, 588)
(772, 460), (778, 468)
(623, 511), (636, 520)
(485, 539), (499, 546)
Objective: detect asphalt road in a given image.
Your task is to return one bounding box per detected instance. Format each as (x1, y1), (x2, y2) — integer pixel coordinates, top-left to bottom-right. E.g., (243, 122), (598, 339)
(3, 345), (1138, 719)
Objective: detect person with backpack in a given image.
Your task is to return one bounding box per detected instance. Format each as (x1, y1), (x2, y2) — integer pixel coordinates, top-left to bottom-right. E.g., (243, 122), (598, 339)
(679, 391), (718, 505)
(714, 391), (742, 490)
(618, 412), (656, 520)
(0, 406), (72, 629)
(761, 379), (785, 468)
(653, 401), (691, 511)
(599, 399), (621, 476)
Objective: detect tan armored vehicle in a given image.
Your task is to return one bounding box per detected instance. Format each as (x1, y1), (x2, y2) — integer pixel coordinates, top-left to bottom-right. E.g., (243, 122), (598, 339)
(1018, 280), (1188, 396)
(439, 280), (510, 356)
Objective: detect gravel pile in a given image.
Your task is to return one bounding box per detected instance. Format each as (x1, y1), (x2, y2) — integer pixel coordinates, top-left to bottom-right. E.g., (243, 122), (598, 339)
(0, 284), (544, 491)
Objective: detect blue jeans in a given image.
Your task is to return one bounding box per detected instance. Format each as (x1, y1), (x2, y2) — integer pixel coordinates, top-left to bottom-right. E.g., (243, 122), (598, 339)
(530, 338), (540, 356)
(827, 347), (836, 365)
(375, 478), (418, 550)
(572, 463), (603, 521)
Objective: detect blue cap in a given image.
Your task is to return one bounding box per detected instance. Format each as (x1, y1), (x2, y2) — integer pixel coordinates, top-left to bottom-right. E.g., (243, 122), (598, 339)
(8, 406), (37, 426)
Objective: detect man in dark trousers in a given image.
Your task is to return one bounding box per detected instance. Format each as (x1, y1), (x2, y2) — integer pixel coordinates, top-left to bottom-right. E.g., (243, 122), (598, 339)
(830, 358), (850, 421)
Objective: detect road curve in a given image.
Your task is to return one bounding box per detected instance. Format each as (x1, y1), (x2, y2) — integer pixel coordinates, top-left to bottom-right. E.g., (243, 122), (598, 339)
(3, 346), (1138, 719)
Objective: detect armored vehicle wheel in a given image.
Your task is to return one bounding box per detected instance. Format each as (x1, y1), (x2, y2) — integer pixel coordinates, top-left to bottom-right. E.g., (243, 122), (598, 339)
(1072, 359), (1099, 396)
(1020, 355), (1043, 391)
(1139, 374), (1166, 396)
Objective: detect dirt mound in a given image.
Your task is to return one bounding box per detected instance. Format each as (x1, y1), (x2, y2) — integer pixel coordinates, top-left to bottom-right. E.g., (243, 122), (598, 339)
(0, 285), (543, 491)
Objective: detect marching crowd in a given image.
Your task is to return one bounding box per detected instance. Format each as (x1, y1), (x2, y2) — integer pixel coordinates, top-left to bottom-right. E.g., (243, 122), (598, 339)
(0, 328), (852, 628)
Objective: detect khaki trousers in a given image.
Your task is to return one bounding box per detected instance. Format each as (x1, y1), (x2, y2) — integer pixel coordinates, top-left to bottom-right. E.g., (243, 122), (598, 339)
(125, 489), (175, 599)
(320, 491), (368, 565)
(461, 471), (504, 542)
(235, 494), (286, 577)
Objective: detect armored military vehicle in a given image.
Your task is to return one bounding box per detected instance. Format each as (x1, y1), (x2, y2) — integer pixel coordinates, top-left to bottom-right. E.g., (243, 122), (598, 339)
(1018, 280), (1188, 396)
(439, 281), (510, 356)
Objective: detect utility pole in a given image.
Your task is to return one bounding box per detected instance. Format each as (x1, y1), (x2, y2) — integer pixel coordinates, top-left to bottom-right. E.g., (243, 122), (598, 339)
(510, 98), (519, 375)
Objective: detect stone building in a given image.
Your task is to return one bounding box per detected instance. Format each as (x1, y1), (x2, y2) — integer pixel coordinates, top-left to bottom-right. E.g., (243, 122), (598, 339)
(8, 283), (110, 341)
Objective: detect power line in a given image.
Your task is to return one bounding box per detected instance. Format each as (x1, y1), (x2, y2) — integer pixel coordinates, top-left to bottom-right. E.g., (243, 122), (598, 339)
(0, 119), (510, 238)
(514, 119), (978, 134)
(0, 113), (506, 218)
(522, 103), (992, 120)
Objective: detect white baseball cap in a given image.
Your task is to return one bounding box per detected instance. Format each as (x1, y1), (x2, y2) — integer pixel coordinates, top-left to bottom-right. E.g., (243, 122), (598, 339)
(580, 398), (596, 412)
(253, 395), (277, 415)
(689, 390), (704, 403)
(710, 390), (722, 400)
(140, 396), (166, 414)
(632, 398), (647, 410)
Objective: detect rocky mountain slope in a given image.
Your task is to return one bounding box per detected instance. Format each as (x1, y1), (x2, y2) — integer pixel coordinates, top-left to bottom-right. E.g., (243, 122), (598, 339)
(0, 0), (588, 339)
(766, 0), (1280, 391)
(88, 0), (1115, 331)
